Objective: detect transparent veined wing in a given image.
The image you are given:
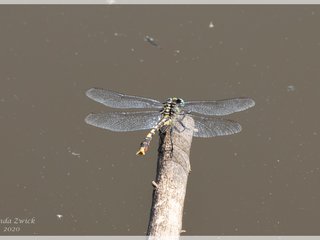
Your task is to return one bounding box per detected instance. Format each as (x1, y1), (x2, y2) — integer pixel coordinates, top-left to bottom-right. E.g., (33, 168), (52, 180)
(184, 98), (255, 116)
(189, 114), (242, 138)
(86, 88), (163, 109)
(85, 111), (161, 132)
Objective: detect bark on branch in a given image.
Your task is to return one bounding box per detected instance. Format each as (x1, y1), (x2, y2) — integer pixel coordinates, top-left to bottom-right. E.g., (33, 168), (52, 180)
(147, 115), (194, 239)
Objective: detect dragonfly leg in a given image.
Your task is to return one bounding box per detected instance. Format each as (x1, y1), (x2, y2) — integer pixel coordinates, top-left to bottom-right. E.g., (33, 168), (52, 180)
(178, 120), (187, 133)
(159, 124), (174, 157)
(174, 114), (188, 133)
(169, 126), (174, 158)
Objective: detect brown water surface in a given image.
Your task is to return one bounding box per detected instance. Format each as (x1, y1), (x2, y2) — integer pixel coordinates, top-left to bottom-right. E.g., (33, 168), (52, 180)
(0, 5), (319, 235)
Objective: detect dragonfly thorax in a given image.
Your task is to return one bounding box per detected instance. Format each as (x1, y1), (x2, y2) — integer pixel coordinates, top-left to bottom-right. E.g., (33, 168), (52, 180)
(161, 97), (185, 116)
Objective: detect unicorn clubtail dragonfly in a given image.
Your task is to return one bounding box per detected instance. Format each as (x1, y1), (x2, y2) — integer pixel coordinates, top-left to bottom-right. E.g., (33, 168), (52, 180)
(85, 88), (255, 155)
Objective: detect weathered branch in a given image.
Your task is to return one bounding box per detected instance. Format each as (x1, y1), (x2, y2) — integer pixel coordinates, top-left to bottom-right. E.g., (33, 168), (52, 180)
(147, 115), (194, 239)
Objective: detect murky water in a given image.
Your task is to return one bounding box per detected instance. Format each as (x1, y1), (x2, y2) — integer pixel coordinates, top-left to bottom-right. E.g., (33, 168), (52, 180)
(0, 5), (320, 235)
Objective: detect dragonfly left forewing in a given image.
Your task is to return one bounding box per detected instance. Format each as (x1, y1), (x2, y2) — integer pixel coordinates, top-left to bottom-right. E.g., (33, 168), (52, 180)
(184, 97), (255, 116)
(189, 114), (242, 138)
(86, 88), (163, 109)
(85, 111), (161, 132)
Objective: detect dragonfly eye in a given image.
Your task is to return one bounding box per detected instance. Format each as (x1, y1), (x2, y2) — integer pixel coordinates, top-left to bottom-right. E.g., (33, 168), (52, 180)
(176, 98), (185, 106)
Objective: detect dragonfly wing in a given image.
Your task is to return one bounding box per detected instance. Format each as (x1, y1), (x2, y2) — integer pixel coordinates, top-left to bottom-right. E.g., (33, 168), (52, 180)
(85, 111), (161, 132)
(189, 114), (242, 138)
(86, 88), (163, 109)
(184, 98), (255, 116)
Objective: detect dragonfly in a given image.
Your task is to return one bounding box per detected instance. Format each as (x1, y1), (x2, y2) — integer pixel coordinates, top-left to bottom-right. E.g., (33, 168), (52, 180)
(85, 88), (255, 156)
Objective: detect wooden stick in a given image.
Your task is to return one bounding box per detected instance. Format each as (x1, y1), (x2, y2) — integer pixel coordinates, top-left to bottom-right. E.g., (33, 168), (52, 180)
(147, 115), (194, 238)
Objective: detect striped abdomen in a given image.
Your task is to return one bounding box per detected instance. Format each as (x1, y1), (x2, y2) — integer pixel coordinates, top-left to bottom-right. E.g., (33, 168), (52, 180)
(136, 115), (171, 156)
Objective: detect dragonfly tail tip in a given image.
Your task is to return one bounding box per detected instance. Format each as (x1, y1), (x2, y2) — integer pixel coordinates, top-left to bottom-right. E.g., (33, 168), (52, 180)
(136, 147), (147, 156)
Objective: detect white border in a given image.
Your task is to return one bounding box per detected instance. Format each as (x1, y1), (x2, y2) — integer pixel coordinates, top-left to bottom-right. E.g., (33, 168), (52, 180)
(1, 237), (320, 239)
(1, 0), (320, 3)
(1, 237), (320, 240)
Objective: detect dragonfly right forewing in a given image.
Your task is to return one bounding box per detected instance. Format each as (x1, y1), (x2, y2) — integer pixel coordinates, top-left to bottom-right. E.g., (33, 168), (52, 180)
(184, 98), (255, 116)
(189, 114), (242, 138)
(85, 111), (162, 132)
(86, 88), (163, 109)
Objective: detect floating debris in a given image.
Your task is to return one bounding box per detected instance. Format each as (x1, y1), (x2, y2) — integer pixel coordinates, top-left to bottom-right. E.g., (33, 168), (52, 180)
(67, 146), (80, 158)
(209, 21), (214, 28)
(173, 49), (181, 56)
(144, 35), (160, 48)
(287, 85), (296, 92)
(113, 32), (126, 37)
